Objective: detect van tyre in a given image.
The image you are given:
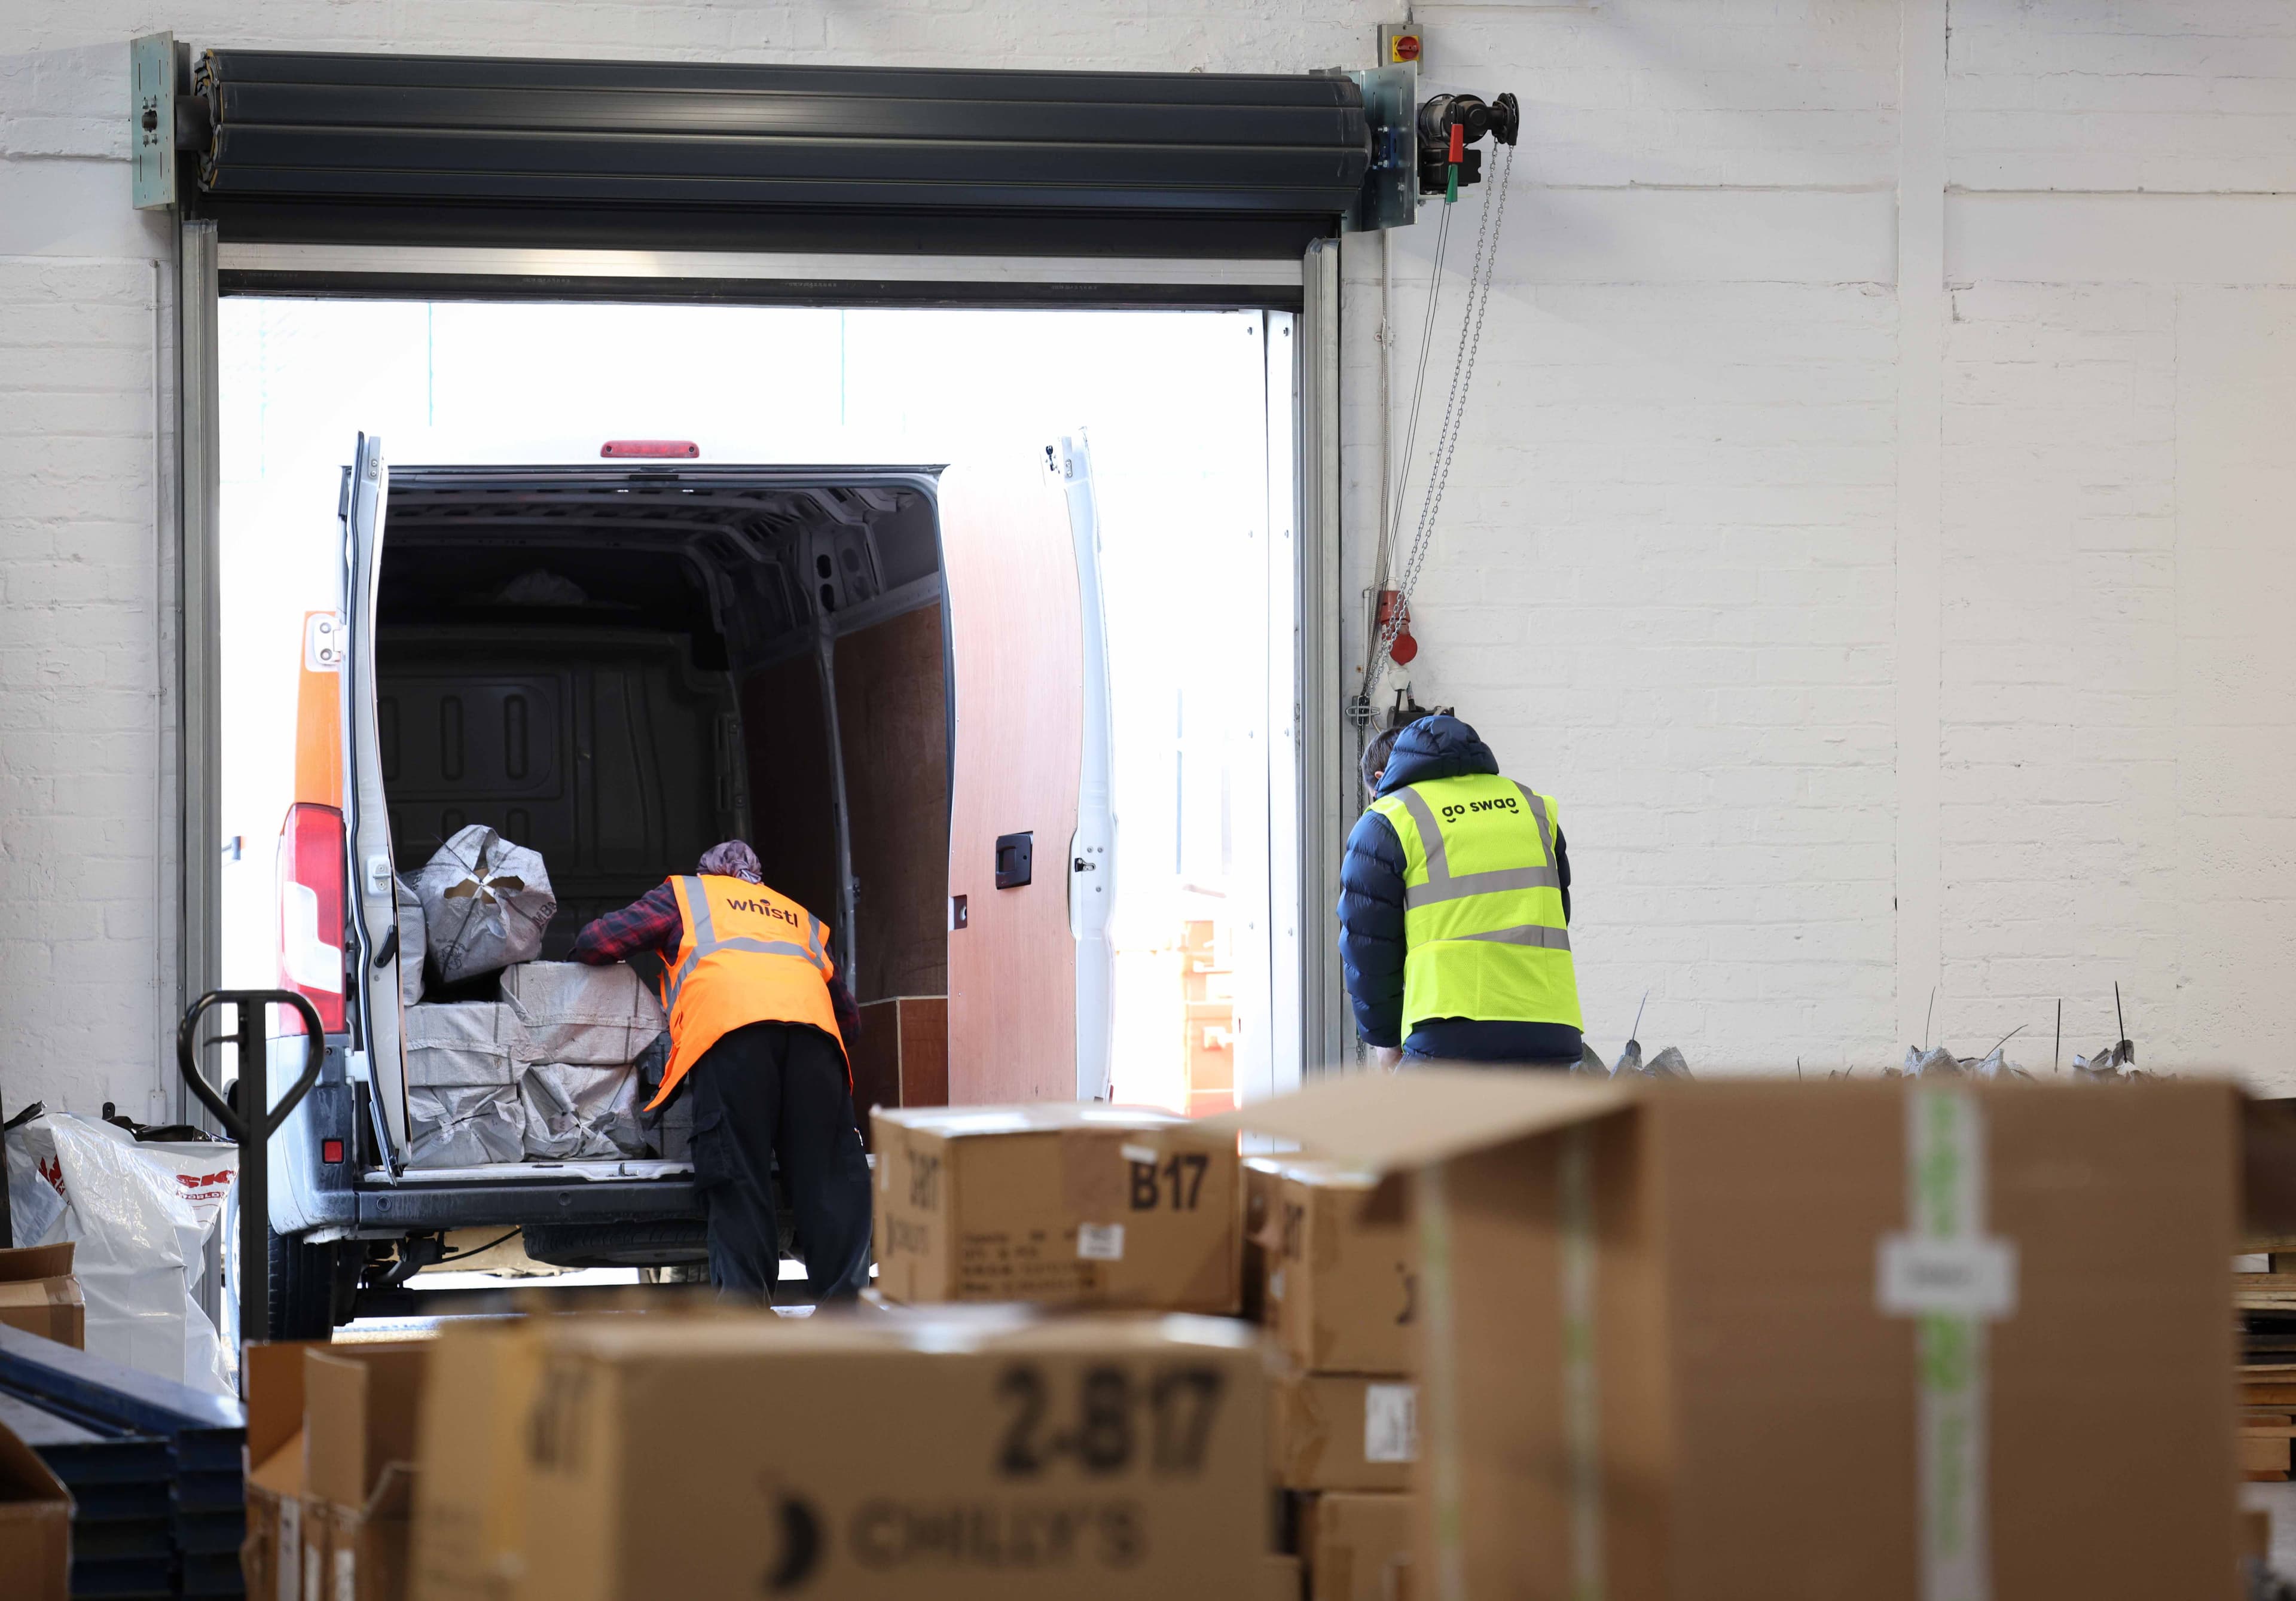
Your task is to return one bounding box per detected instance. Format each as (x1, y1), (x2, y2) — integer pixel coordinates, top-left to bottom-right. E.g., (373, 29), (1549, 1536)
(267, 1230), (358, 1339)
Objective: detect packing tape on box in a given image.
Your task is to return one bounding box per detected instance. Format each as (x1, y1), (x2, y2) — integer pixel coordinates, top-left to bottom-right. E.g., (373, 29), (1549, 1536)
(1559, 1125), (1604, 1601)
(1882, 1087), (2016, 1601)
(1422, 1128), (1607, 1601)
(1416, 1162), (1467, 1601)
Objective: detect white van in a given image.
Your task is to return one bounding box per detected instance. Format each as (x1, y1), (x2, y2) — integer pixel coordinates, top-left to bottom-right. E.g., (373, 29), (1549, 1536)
(259, 434), (1111, 1334)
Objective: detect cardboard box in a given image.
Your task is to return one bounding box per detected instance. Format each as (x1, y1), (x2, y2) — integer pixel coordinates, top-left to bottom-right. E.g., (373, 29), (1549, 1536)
(1261, 1163), (1416, 1374)
(0, 1413), (70, 1601)
(1244, 1156), (1282, 1325)
(872, 1104), (1241, 1312)
(1303, 1493), (1411, 1601)
(519, 1307), (1267, 1599)
(242, 1340), (313, 1601)
(1267, 1551), (1305, 1601)
(307, 1342), (429, 1601)
(1213, 1071), (2249, 1601)
(1269, 1371), (1418, 1492)
(411, 1322), (544, 1601)
(0, 1243), (83, 1348)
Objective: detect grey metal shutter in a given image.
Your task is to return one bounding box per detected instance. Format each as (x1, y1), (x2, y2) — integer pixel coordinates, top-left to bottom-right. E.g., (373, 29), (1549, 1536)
(187, 51), (1373, 257)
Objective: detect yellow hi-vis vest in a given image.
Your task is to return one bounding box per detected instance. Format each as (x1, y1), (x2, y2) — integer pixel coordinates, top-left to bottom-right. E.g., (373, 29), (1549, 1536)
(648, 874), (845, 1111)
(1367, 773), (1583, 1036)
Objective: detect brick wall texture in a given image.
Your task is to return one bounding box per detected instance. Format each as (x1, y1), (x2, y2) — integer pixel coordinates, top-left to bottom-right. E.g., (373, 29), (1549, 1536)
(5, 0), (2296, 1107)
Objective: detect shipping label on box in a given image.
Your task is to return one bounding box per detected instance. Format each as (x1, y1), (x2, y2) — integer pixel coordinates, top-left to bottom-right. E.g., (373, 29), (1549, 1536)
(872, 1104), (1241, 1313)
(520, 1310), (1269, 1600)
(1263, 1165), (1417, 1374)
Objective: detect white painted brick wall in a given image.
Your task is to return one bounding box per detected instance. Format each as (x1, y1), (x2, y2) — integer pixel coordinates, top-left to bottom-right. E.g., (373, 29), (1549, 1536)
(0, 253), (165, 1117)
(6, 0), (2296, 1108)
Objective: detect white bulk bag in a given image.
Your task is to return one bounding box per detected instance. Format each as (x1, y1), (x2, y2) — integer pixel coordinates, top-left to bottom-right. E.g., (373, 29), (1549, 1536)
(414, 826), (557, 984)
(517, 1064), (643, 1160)
(500, 961), (666, 1066)
(404, 1002), (527, 1168)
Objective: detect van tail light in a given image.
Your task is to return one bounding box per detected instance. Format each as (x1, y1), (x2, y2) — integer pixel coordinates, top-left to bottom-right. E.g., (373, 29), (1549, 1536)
(277, 802), (347, 1032)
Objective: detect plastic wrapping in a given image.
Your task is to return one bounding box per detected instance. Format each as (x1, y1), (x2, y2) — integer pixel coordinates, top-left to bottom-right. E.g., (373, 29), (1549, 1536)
(500, 961), (666, 1066)
(518, 1064), (643, 1159)
(395, 872), (428, 1006)
(2, 1114), (233, 1395)
(404, 1001), (526, 1168)
(414, 825), (557, 983)
(407, 1087), (527, 1168)
(405, 1001), (527, 1083)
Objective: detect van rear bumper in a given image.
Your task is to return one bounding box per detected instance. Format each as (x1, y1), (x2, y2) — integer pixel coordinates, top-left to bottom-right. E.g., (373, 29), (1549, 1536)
(347, 1175), (701, 1233)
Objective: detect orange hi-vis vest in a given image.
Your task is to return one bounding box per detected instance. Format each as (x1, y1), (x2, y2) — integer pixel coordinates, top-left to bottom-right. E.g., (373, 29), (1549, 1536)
(646, 874), (846, 1111)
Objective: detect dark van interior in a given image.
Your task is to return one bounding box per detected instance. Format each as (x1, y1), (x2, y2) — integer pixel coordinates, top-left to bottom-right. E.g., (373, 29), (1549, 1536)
(373, 466), (951, 1005)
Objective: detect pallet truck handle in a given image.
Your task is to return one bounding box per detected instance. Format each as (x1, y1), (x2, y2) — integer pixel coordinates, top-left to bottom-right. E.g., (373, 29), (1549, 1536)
(176, 989), (325, 1144)
(176, 989), (325, 1368)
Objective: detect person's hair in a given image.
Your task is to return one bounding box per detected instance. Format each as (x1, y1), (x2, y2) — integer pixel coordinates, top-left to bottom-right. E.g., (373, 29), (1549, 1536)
(1361, 725), (1403, 798)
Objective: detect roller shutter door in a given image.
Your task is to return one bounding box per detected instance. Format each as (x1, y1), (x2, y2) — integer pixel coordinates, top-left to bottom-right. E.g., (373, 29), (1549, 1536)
(186, 51), (1374, 257)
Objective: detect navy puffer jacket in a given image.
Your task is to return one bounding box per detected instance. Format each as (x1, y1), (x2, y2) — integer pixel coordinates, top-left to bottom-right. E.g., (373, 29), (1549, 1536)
(1336, 715), (1580, 1064)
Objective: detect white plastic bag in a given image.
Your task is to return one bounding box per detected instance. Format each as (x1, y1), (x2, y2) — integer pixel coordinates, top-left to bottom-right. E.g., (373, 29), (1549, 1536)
(518, 1063), (645, 1159)
(414, 826), (557, 983)
(2, 1114), (232, 1395)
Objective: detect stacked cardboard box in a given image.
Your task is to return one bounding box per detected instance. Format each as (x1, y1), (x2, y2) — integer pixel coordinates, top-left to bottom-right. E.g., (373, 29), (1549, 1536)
(1213, 1070), (2251, 1601)
(870, 1104), (1241, 1312)
(0, 1244), (83, 1348)
(1253, 1161), (1416, 1601)
(410, 1304), (1268, 1600)
(244, 1339), (430, 1601)
(0, 1416), (70, 1601)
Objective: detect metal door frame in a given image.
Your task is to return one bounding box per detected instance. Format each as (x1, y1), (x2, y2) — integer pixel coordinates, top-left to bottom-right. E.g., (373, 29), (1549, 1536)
(171, 237), (1346, 1113)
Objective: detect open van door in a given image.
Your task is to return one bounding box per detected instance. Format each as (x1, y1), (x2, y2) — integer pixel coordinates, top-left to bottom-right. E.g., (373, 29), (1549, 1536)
(940, 438), (1112, 1103)
(340, 433), (410, 1155)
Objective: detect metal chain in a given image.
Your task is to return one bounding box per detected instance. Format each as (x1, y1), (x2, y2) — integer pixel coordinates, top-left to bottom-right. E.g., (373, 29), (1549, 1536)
(1367, 141), (1515, 707)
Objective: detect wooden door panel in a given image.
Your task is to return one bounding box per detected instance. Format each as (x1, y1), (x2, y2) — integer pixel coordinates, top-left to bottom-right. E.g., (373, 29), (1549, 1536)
(941, 451), (1082, 1104)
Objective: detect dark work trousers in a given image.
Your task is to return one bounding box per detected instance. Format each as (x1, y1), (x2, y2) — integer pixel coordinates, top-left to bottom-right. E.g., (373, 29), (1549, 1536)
(687, 1021), (873, 1303)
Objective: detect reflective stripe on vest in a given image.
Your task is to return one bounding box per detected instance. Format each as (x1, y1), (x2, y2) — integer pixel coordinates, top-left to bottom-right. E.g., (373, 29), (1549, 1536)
(1368, 774), (1583, 1035)
(647, 875), (846, 1111)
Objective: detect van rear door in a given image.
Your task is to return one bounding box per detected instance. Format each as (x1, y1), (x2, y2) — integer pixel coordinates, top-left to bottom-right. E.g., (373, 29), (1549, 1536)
(939, 441), (1109, 1103)
(340, 433), (411, 1154)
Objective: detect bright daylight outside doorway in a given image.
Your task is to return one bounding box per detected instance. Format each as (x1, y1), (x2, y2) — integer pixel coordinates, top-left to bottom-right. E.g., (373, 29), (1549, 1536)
(217, 297), (1288, 1117)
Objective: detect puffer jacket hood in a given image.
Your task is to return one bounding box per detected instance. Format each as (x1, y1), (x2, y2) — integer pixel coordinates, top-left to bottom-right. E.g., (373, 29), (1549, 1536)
(1375, 714), (1499, 796)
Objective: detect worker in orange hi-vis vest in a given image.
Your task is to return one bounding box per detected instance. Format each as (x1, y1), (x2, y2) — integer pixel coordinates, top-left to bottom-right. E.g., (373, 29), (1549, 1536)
(572, 840), (870, 1300)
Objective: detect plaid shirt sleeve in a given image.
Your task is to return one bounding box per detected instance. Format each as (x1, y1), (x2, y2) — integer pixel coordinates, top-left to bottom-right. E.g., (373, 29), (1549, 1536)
(571, 882), (683, 964)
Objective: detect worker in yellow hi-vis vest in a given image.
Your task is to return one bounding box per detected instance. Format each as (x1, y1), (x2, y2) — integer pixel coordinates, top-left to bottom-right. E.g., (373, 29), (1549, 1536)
(1338, 715), (1583, 1070)
(573, 840), (871, 1298)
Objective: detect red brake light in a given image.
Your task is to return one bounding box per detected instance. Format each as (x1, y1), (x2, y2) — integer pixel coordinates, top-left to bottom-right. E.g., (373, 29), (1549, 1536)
(600, 439), (699, 459)
(277, 802), (347, 1032)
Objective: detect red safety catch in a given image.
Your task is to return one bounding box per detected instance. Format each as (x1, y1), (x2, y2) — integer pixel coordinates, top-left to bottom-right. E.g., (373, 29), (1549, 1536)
(1448, 124), (1465, 164)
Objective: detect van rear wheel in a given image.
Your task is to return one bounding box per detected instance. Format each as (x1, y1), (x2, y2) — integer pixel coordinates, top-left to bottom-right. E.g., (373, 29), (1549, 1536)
(267, 1230), (358, 1339)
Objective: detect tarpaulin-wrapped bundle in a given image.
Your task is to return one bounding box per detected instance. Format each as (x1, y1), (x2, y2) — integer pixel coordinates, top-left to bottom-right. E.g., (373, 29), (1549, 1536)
(404, 1003), (527, 1168)
(414, 826), (557, 985)
(500, 961), (665, 1065)
(518, 1064), (644, 1159)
